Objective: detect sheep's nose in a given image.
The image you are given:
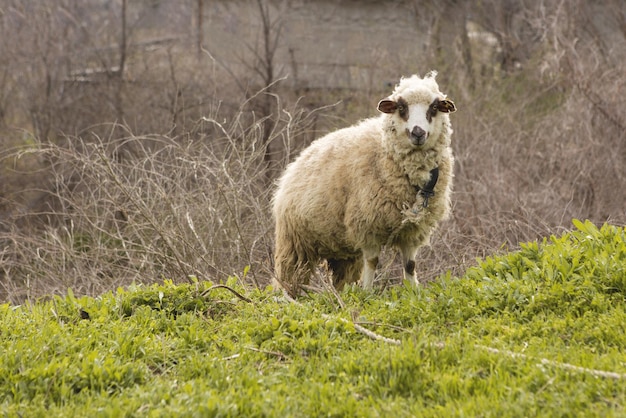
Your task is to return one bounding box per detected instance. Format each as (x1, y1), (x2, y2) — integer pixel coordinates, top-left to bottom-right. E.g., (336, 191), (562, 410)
(410, 126), (426, 145)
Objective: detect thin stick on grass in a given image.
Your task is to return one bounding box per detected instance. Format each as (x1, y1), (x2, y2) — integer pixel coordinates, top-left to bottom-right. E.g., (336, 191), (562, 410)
(281, 288), (401, 345)
(245, 346), (289, 361)
(350, 322), (401, 345)
(202, 284), (253, 303)
(476, 345), (626, 380)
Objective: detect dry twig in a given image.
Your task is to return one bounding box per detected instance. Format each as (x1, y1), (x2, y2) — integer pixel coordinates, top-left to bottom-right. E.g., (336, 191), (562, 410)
(476, 345), (626, 380)
(202, 284), (253, 303)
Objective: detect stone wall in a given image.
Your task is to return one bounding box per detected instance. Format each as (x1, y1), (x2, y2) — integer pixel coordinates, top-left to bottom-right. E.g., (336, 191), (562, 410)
(202, 0), (428, 91)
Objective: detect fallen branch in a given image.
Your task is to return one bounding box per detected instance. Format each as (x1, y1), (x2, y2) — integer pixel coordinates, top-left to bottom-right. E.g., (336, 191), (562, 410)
(351, 322), (401, 345)
(476, 345), (626, 380)
(280, 287), (401, 345)
(201, 284), (252, 303)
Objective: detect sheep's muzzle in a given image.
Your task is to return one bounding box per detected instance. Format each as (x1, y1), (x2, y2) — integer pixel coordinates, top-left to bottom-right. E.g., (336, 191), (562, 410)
(408, 126), (427, 146)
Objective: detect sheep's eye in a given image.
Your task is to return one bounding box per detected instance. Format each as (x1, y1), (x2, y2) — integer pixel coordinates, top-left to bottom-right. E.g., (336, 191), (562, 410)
(397, 105), (404, 111)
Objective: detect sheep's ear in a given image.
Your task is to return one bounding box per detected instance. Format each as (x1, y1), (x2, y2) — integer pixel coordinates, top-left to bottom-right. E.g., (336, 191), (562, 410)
(436, 99), (456, 113)
(377, 99), (398, 114)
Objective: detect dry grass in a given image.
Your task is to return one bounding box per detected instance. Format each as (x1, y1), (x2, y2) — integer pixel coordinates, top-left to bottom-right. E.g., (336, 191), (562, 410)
(0, 92), (323, 301)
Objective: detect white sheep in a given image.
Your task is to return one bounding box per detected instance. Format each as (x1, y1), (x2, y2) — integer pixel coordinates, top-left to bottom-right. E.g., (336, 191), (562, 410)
(272, 71), (456, 296)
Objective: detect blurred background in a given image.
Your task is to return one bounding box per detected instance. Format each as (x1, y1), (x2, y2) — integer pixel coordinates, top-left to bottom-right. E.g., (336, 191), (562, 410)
(0, 0), (624, 302)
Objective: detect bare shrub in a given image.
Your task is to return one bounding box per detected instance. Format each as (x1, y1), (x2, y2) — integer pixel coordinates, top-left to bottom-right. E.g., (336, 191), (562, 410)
(0, 94), (323, 303)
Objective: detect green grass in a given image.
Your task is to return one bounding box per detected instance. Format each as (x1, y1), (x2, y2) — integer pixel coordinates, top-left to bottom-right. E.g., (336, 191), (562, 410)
(1, 219), (625, 417)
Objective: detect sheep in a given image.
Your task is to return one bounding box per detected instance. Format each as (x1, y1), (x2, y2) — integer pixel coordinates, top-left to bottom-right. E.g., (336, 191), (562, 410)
(272, 71), (456, 296)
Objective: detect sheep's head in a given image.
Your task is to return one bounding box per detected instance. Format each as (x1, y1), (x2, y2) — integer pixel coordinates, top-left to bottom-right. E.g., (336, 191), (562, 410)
(378, 71), (456, 148)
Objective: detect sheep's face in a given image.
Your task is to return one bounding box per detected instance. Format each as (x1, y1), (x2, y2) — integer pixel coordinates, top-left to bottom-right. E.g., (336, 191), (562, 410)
(377, 72), (456, 149)
(378, 95), (456, 147)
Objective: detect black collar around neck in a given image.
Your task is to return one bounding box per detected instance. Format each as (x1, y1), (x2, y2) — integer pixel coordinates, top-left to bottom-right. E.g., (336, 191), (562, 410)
(413, 166), (439, 208)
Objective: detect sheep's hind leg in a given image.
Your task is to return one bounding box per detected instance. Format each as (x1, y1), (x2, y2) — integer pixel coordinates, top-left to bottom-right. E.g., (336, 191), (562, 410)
(401, 245), (419, 286)
(274, 241), (314, 297)
(272, 263), (311, 296)
(360, 248), (380, 289)
(328, 258), (362, 291)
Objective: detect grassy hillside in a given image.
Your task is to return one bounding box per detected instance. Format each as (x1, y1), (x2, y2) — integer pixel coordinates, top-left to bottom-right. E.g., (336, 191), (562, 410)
(1, 220), (625, 417)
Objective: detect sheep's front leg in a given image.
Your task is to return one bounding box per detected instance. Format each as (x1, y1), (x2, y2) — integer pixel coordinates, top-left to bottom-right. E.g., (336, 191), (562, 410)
(401, 245), (419, 286)
(360, 248), (380, 289)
